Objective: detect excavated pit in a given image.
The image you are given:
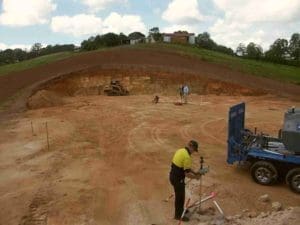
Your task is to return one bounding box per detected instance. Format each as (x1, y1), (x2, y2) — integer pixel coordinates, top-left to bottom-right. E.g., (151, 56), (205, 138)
(27, 69), (266, 109)
(3, 68), (300, 225)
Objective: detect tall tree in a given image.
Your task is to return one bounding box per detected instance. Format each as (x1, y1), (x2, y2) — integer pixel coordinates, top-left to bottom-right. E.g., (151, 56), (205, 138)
(265, 38), (289, 62)
(13, 48), (27, 61)
(101, 33), (121, 46)
(149, 27), (162, 42)
(128, 32), (145, 40)
(289, 33), (300, 60)
(119, 33), (129, 44)
(236, 43), (247, 56)
(196, 32), (216, 50)
(31, 43), (42, 54)
(246, 42), (263, 59)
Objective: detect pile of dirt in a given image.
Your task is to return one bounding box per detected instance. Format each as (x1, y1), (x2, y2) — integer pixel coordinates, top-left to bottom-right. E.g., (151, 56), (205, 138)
(27, 90), (69, 109)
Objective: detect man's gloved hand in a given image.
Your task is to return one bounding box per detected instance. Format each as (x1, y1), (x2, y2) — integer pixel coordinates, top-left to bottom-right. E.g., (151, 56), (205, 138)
(199, 167), (209, 176)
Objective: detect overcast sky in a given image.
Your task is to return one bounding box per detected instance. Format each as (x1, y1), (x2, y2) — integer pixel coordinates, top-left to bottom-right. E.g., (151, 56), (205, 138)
(0, 0), (299, 51)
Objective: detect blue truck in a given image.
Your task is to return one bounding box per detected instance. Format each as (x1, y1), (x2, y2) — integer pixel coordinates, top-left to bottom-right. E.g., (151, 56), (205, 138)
(227, 103), (300, 193)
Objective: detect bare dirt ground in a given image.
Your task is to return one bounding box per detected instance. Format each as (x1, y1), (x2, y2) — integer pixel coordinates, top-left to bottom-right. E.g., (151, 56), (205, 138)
(0, 48), (299, 225)
(1, 93), (299, 225)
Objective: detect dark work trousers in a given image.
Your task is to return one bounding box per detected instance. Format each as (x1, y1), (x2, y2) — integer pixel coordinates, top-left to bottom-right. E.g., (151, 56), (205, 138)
(169, 176), (185, 218)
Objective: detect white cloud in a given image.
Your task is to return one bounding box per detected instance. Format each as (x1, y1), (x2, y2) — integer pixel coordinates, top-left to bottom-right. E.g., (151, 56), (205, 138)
(51, 14), (102, 37)
(103, 12), (146, 34)
(162, 0), (203, 24)
(209, 19), (269, 50)
(0, 0), (56, 26)
(160, 0), (204, 35)
(209, 0), (300, 50)
(162, 0), (204, 24)
(50, 12), (146, 37)
(0, 43), (31, 51)
(213, 0), (300, 23)
(80, 0), (127, 12)
(209, 19), (249, 47)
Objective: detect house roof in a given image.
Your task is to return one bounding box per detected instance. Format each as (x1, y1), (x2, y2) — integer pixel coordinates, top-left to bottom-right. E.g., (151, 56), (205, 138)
(163, 31), (195, 37)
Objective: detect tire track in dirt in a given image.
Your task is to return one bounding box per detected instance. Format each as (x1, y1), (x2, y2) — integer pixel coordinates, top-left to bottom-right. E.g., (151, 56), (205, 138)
(200, 118), (226, 145)
(179, 124), (193, 140)
(123, 178), (167, 225)
(150, 127), (167, 146)
(19, 186), (52, 225)
(127, 107), (159, 152)
(127, 121), (148, 152)
(17, 142), (69, 225)
(127, 123), (166, 154)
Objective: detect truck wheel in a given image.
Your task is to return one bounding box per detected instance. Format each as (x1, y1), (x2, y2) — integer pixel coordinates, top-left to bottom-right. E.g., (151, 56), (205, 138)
(286, 168), (300, 194)
(250, 161), (278, 185)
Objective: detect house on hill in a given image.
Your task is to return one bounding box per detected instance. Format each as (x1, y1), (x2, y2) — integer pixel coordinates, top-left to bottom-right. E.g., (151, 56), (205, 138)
(128, 32), (146, 45)
(162, 31), (195, 44)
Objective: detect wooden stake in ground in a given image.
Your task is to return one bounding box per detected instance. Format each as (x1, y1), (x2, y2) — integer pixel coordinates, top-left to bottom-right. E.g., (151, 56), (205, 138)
(45, 122), (50, 151)
(198, 157), (204, 211)
(31, 121), (34, 136)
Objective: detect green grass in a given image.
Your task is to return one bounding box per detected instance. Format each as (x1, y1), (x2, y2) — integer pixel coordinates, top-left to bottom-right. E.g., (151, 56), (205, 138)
(134, 43), (300, 84)
(0, 51), (75, 76)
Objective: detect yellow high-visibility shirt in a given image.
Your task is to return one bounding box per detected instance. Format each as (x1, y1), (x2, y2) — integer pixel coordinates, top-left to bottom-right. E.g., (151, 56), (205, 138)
(172, 148), (192, 171)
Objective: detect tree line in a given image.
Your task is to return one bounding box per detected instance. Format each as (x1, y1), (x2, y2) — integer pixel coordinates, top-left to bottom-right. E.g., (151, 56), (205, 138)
(195, 32), (234, 55)
(0, 43), (75, 66)
(197, 32), (300, 66)
(1, 27), (299, 67)
(236, 33), (300, 66)
(80, 32), (145, 51)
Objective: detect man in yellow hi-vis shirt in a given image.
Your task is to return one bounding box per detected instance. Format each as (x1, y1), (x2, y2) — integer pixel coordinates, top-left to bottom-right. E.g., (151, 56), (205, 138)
(169, 140), (201, 222)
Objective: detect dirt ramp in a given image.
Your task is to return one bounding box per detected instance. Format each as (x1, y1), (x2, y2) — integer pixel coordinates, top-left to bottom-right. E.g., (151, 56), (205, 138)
(27, 90), (69, 109)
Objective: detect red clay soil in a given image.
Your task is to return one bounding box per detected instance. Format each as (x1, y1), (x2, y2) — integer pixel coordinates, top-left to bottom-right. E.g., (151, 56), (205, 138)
(1, 48), (300, 110)
(1, 48), (300, 225)
(1, 95), (300, 225)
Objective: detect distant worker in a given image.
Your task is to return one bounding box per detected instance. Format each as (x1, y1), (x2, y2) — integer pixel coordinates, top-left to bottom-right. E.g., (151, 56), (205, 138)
(169, 140), (201, 222)
(183, 85), (189, 104)
(179, 85), (184, 103)
(153, 95), (159, 104)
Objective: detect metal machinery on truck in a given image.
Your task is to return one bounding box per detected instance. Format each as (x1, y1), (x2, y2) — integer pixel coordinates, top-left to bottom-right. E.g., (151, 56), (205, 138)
(227, 103), (300, 193)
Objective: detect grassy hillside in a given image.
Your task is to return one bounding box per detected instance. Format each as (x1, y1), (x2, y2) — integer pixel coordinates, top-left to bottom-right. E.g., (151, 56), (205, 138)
(1, 44), (299, 84)
(0, 52), (75, 76)
(136, 43), (300, 85)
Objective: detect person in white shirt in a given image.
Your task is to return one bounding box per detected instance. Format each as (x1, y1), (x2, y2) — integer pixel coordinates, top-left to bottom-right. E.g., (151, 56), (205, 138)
(183, 85), (189, 104)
